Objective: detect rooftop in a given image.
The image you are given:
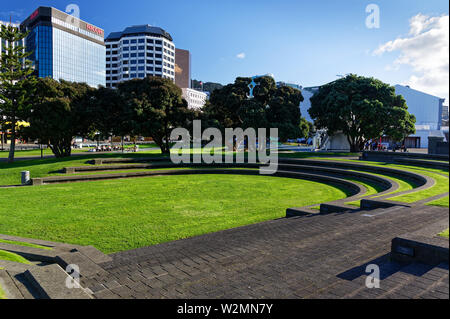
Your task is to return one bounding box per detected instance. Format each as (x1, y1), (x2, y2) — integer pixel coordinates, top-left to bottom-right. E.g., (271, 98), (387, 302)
(106, 24), (173, 42)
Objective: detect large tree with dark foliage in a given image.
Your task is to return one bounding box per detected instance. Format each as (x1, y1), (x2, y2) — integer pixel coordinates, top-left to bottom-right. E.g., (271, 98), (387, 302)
(0, 24), (35, 163)
(118, 77), (195, 154)
(86, 86), (134, 146)
(204, 76), (304, 142)
(309, 74), (416, 152)
(23, 78), (95, 158)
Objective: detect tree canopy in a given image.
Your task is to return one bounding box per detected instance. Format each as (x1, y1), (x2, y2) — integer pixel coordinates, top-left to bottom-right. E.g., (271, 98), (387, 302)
(23, 78), (95, 158)
(118, 77), (195, 154)
(0, 24), (35, 162)
(309, 74), (416, 152)
(204, 76), (304, 142)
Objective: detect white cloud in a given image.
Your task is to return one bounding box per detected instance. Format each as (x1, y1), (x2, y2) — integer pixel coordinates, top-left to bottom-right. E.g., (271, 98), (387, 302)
(236, 52), (246, 59)
(374, 14), (449, 102)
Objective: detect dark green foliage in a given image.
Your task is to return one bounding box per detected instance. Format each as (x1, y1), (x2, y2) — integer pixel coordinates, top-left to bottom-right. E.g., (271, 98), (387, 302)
(118, 77), (195, 154)
(309, 74), (416, 152)
(204, 76), (304, 142)
(0, 24), (35, 162)
(23, 78), (95, 158)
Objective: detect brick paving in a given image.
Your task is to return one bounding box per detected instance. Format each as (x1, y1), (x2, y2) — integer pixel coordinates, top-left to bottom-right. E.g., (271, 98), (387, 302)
(81, 205), (449, 299)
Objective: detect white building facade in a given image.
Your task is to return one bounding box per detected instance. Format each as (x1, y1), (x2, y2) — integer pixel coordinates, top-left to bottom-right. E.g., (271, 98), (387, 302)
(395, 85), (447, 148)
(105, 25), (175, 88)
(300, 84), (448, 149)
(182, 88), (207, 110)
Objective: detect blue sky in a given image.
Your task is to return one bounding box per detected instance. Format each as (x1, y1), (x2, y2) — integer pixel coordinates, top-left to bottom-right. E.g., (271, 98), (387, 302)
(1, 0), (449, 100)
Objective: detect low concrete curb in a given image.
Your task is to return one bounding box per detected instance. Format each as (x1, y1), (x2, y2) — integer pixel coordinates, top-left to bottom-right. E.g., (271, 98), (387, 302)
(360, 199), (411, 210)
(391, 219), (449, 265)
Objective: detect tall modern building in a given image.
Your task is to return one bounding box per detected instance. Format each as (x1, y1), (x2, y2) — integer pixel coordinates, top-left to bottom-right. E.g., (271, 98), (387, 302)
(20, 7), (106, 87)
(105, 25), (175, 88)
(175, 48), (191, 89)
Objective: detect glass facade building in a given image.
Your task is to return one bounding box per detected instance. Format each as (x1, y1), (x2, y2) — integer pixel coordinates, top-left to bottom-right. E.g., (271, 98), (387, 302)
(20, 7), (105, 87)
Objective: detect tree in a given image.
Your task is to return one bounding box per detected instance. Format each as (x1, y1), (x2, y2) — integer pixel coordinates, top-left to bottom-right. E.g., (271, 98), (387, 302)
(299, 117), (313, 139)
(23, 78), (95, 158)
(266, 85), (304, 141)
(118, 77), (194, 154)
(0, 24), (35, 163)
(309, 74), (416, 152)
(204, 76), (304, 142)
(86, 86), (134, 148)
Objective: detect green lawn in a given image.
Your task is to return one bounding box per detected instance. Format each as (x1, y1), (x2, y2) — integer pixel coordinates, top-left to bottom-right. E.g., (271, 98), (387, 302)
(313, 159), (449, 204)
(439, 229), (449, 238)
(0, 153), (169, 186)
(0, 174), (348, 254)
(0, 148), (93, 158)
(0, 250), (31, 264)
(390, 172), (449, 204)
(426, 196), (450, 208)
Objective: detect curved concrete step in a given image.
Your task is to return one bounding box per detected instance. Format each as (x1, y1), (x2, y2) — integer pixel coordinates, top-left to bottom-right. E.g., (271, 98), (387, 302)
(24, 264), (92, 299)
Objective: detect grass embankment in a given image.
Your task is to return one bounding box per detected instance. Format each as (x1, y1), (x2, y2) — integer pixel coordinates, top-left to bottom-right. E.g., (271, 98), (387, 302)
(0, 174), (348, 254)
(0, 250), (30, 264)
(426, 196), (450, 208)
(438, 229), (449, 238)
(314, 158), (449, 205)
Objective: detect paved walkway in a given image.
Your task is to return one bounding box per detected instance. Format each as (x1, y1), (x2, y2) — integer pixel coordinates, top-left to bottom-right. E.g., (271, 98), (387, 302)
(82, 205), (449, 299)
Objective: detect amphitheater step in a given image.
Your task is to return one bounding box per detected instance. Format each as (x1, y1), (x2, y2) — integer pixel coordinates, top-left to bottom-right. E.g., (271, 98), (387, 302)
(56, 251), (108, 277)
(0, 242), (57, 263)
(73, 246), (112, 264)
(24, 264), (92, 299)
(0, 234), (84, 251)
(0, 270), (24, 299)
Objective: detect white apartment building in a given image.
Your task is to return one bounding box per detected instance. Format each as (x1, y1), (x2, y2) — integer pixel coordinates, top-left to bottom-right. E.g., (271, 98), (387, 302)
(182, 88), (207, 110)
(105, 25), (175, 88)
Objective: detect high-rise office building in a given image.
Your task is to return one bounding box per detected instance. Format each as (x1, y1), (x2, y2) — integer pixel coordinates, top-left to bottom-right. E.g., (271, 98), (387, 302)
(175, 48), (191, 89)
(105, 25), (175, 88)
(20, 7), (106, 87)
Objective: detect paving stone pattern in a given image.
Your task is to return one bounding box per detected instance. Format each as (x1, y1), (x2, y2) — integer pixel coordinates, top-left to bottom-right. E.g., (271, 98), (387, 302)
(81, 205), (449, 299)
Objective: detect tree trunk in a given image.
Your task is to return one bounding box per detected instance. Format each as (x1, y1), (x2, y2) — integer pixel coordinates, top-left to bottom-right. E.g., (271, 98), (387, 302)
(8, 119), (16, 163)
